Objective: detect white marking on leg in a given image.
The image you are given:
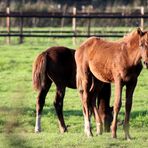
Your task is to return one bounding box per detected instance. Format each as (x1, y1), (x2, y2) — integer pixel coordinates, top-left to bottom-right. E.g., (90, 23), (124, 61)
(96, 122), (103, 135)
(84, 117), (92, 137)
(35, 114), (41, 133)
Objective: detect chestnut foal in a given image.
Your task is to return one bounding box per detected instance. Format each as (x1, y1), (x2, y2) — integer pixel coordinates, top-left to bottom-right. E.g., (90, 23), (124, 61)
(75, 28), (148, 140)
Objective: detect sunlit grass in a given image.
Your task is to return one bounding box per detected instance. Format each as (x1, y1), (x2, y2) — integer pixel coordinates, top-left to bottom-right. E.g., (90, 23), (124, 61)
(0, 38), (148, 147)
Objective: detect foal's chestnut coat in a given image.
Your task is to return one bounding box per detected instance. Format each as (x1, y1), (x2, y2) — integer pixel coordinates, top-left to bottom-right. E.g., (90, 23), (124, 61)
(75, 28), (148, 139)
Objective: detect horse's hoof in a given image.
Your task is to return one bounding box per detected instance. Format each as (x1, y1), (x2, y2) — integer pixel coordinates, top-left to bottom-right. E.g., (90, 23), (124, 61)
(85, 130), (93, 137)
(125, 135), (132, 141)
(35, 127), (41, 133)
(96, 131), (103, 136)
(111, 133), (117, 139)
(126, 138), (132, 142)
(87, 133), (93, 138)
(60, 127), (68, 133)
(96, 128), (103, 136)
(35, 129), (41, 133)
(96, 127), (103, 135)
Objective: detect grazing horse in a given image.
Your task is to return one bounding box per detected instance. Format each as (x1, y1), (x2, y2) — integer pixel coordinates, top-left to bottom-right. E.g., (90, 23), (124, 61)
(32, 46), (113, 133)
(75, 28), (148, 140)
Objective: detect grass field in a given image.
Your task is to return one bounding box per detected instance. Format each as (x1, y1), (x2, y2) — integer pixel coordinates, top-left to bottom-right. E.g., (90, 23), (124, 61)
(0, 37), (148, 148)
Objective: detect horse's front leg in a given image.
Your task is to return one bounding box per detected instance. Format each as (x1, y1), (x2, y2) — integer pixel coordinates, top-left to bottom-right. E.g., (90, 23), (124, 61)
(124, 79), (137, 140)
(111, 79), (123, 138)
(54, 86), (67, 133)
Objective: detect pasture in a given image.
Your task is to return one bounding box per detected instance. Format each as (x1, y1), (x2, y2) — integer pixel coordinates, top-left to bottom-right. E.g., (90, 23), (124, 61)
(0, 37), (148, 148)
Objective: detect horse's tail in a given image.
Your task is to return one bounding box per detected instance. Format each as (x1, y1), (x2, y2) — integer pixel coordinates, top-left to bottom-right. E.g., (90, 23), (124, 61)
(32, 52), (47, 91)
(76, 68), (83, 94)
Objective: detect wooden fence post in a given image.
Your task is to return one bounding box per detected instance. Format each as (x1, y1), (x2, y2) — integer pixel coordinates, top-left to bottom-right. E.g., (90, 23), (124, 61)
(87, 6), (93, 37)
(87, 10), (91, 37)
(19, 12), (24, 44)
(61, 4), (67, 33)
(6, 7), (10, 44)
(88, 19), (91, 37)
(72, 7), (76, 45)
(140, 6), (144, 29)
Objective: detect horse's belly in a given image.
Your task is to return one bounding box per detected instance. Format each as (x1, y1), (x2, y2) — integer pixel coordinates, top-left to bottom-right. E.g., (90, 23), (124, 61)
(89, 64), (113, 83)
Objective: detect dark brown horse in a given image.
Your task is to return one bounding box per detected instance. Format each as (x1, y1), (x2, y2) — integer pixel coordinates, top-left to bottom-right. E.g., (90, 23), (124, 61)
(75, 28), (148, 140)
(32, 46), (113, 134)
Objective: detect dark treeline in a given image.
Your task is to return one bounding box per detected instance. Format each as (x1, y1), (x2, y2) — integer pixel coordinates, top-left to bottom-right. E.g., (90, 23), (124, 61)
(0, 0), (147, 27)
(1, 0), (147, 11)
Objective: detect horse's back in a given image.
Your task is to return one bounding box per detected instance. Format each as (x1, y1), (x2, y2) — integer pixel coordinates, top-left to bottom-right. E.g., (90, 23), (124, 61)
(76, 36), (122, 61)
(75, 37), (127, 83)
(46, 46), (74, 62)
(45, 46), (76, 88)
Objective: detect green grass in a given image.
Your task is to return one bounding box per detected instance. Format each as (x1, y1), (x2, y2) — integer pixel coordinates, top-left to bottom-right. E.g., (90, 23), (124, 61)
(0, 37), (148, 148)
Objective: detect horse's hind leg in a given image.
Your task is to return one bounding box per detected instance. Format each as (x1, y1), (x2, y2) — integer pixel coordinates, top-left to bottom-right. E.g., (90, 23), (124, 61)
(90, 81), (103, 136)
(79, 75), (93, 137)
(35, 81), (52, 133)
(54, 85), (67, 133)
(91, 93), (103, 136)
(98, 83), (112, 133)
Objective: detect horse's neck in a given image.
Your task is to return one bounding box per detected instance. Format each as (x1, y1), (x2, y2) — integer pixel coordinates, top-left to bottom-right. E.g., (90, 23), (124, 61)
(123, 34), (141, 66)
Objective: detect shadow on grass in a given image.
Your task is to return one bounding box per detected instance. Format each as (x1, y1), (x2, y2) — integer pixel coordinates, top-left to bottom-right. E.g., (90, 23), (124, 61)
(0, 106), (83, 129)
(22, 106), (83, 118)
(4, 133), (30, 148)
(0, 106), (32, 148)
(119, 110), (148, 119)
(1, 106), (147, 126)
(118, 109), (148, 127)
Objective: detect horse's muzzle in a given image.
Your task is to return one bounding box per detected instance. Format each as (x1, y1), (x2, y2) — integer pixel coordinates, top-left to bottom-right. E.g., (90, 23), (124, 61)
(143, 61), (148, 69)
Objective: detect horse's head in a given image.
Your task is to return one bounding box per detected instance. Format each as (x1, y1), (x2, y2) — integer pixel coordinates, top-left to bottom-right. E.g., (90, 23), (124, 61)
(137, 28), (148, 69)
(103, 106), (113, 132)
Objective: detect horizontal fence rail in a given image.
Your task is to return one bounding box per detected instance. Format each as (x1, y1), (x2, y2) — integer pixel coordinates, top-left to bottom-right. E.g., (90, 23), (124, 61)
(0, 12), (148, 18)
(0, 34), (124, 38)
(0, 30), (127, 34)
(0, 10), (148, 44)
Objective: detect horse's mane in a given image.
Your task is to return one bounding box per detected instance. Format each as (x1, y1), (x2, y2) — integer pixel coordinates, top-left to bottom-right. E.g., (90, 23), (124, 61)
(121, 29), (138, 41)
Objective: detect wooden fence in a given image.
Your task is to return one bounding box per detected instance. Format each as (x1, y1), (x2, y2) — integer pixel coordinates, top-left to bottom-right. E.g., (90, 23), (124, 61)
(0, 7), (148, 44)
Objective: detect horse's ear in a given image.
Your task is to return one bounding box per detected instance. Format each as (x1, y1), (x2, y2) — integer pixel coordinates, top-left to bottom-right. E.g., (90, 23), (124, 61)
(137, 27), (145, 36)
